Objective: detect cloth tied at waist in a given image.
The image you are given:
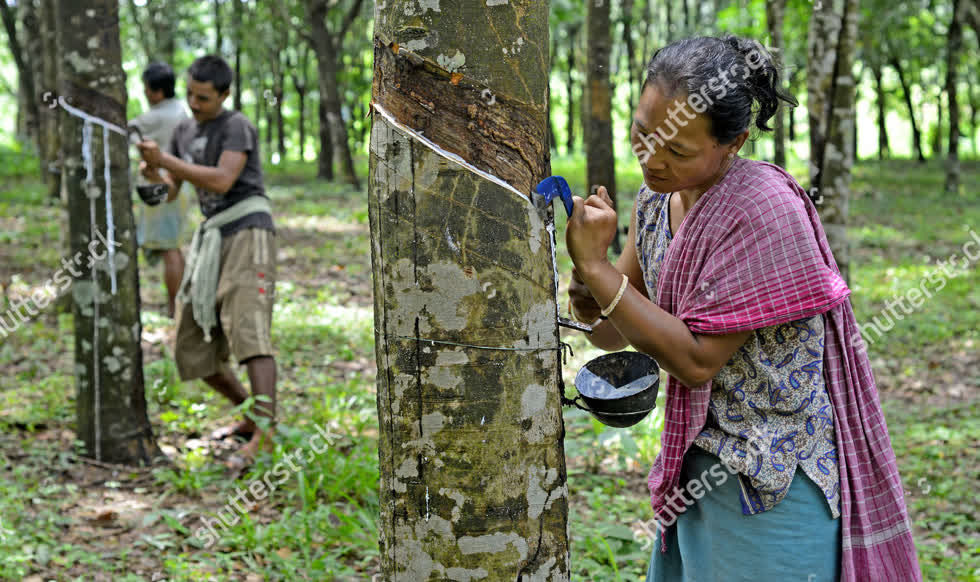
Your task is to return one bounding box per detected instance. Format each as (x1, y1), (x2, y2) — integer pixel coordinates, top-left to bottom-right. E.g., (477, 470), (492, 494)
(177, 196), (272, 342)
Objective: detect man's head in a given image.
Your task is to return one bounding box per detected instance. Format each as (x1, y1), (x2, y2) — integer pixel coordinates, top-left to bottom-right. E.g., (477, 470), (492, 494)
(186, 55), (233, 123)
(142, 62), (176, 105)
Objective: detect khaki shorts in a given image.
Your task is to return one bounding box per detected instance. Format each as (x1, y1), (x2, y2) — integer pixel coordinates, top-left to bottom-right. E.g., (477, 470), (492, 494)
(175, 228), (276, 381)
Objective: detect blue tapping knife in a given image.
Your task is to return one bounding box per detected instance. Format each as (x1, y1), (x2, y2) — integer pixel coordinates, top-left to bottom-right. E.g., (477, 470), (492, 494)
(534, 175), (591, 333)
(536, 175), (574, 217)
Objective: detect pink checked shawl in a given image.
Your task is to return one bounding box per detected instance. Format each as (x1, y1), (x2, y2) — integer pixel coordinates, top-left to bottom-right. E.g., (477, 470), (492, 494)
(646, 158), (922, 581)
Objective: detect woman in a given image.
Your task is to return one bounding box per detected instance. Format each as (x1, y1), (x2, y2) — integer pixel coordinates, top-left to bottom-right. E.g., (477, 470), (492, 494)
(565, 36), (921, 581)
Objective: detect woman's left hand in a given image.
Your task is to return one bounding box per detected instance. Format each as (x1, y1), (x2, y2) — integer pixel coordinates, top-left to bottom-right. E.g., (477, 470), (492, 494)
(565, 186), (618, 273)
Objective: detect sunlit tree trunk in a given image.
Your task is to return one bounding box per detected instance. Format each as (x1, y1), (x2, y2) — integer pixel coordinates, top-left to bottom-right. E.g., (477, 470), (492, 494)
(56, 0), (161, 465)
(369, 1), (569, 578)
(584, 0), (619, 254)
(944, 0), (963, 193)
(766, 0), (787, 167)
(808, 0), (858, 284)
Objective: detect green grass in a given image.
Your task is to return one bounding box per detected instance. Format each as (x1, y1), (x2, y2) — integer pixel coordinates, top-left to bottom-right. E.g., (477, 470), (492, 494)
(0, 152), (977, 580)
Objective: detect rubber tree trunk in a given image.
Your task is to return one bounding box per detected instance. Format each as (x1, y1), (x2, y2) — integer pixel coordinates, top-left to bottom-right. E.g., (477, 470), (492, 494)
(56, 0), (161, 465)
(807, 0), (858, 285)
(317, 100), (334, 180)
(565, 25), (578, 156)
(290, 45), (310, 161)
(766, 0), (787, 168)
(944, 0), (963, 193)
(232, 0), (243, 112)
(622, 0), (636, 112)
(1, 0), (39, 144)
(584, 0), (619, 254)
(307, 0), (361, 188)
(871, 62), (890, 160)
(39, 0), (62, 200)
(889, 53), (926, 162)
(214, 0), (222, 56)
(369, 1), (569, 578)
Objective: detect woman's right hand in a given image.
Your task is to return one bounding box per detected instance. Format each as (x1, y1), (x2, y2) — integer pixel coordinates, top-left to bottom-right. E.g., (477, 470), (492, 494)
(569, 267), (602, 323)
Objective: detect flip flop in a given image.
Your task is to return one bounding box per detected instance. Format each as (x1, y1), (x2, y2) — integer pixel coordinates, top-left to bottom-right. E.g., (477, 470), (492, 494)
(209, 424), (255, 442)
(224, 453), (254, 475)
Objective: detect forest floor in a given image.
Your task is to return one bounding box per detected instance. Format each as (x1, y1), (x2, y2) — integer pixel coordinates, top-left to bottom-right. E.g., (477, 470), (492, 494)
(0, 154), (977, 581)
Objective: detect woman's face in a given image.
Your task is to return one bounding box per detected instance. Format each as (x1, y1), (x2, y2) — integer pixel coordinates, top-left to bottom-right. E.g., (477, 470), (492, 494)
(630, 82), (743, 195)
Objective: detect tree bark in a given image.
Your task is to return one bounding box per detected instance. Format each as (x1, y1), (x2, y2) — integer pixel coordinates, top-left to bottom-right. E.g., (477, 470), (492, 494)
(944, 0), (963, 192)
(370, 1), (569, 578)
(766, 0), (787, 167)
(807, 0), (858, 284)
(584, 0), (619, 254)
(55, 0), (161, 465)
(888, 53), (926, 162)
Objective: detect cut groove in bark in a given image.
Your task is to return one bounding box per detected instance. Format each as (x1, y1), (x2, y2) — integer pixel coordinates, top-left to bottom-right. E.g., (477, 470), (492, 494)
(372, 39), (548, 196)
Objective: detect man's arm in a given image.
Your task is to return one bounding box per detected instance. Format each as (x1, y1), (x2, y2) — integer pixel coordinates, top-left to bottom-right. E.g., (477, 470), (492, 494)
(138, 140), (246, 195)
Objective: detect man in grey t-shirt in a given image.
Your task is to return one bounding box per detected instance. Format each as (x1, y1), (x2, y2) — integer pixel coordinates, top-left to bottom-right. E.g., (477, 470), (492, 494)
(137, 55), (277, 466)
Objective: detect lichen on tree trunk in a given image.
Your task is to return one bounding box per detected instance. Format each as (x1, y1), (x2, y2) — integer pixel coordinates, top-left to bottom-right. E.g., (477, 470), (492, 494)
(369, 1), (569, 579)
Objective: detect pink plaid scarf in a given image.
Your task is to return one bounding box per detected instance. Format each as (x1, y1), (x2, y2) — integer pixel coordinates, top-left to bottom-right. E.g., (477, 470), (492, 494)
(646, 158), (922, 580)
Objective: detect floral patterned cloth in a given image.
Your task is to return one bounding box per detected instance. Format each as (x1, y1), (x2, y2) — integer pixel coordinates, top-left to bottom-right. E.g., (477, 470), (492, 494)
(636, 185), (841, 518)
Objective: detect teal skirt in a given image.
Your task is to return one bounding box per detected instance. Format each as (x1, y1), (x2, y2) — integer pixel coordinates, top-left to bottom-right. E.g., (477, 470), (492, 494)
(646, 447), (841, 582)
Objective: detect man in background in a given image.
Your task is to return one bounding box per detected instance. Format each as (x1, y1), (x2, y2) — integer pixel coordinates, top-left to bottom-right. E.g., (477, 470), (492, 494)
(130, 62), (189, 318)
(137, 55), (278, 465)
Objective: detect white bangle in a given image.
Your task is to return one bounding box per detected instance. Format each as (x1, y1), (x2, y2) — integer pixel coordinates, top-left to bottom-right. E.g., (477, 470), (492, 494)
(600, 274), (630, 318)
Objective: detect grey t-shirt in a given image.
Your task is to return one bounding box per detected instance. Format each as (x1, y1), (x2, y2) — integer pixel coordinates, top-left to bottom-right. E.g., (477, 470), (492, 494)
(169, 109), (274, 236)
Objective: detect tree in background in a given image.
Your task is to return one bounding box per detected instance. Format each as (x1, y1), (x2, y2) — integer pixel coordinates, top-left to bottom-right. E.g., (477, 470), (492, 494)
(369, 0), (569, 577)
(56, 0), (161, 465)
(766, 0), (788, 168)
(944, 0), (965, 192)
(584, 0), (619, 253)
(305, 0), (363, 187)
(125, 0), (179, 64)
(808, 0), (859, 284)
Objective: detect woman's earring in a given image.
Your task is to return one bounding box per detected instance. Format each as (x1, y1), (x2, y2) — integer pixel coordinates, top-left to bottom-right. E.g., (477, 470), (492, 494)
(727, 152), (735, 160)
